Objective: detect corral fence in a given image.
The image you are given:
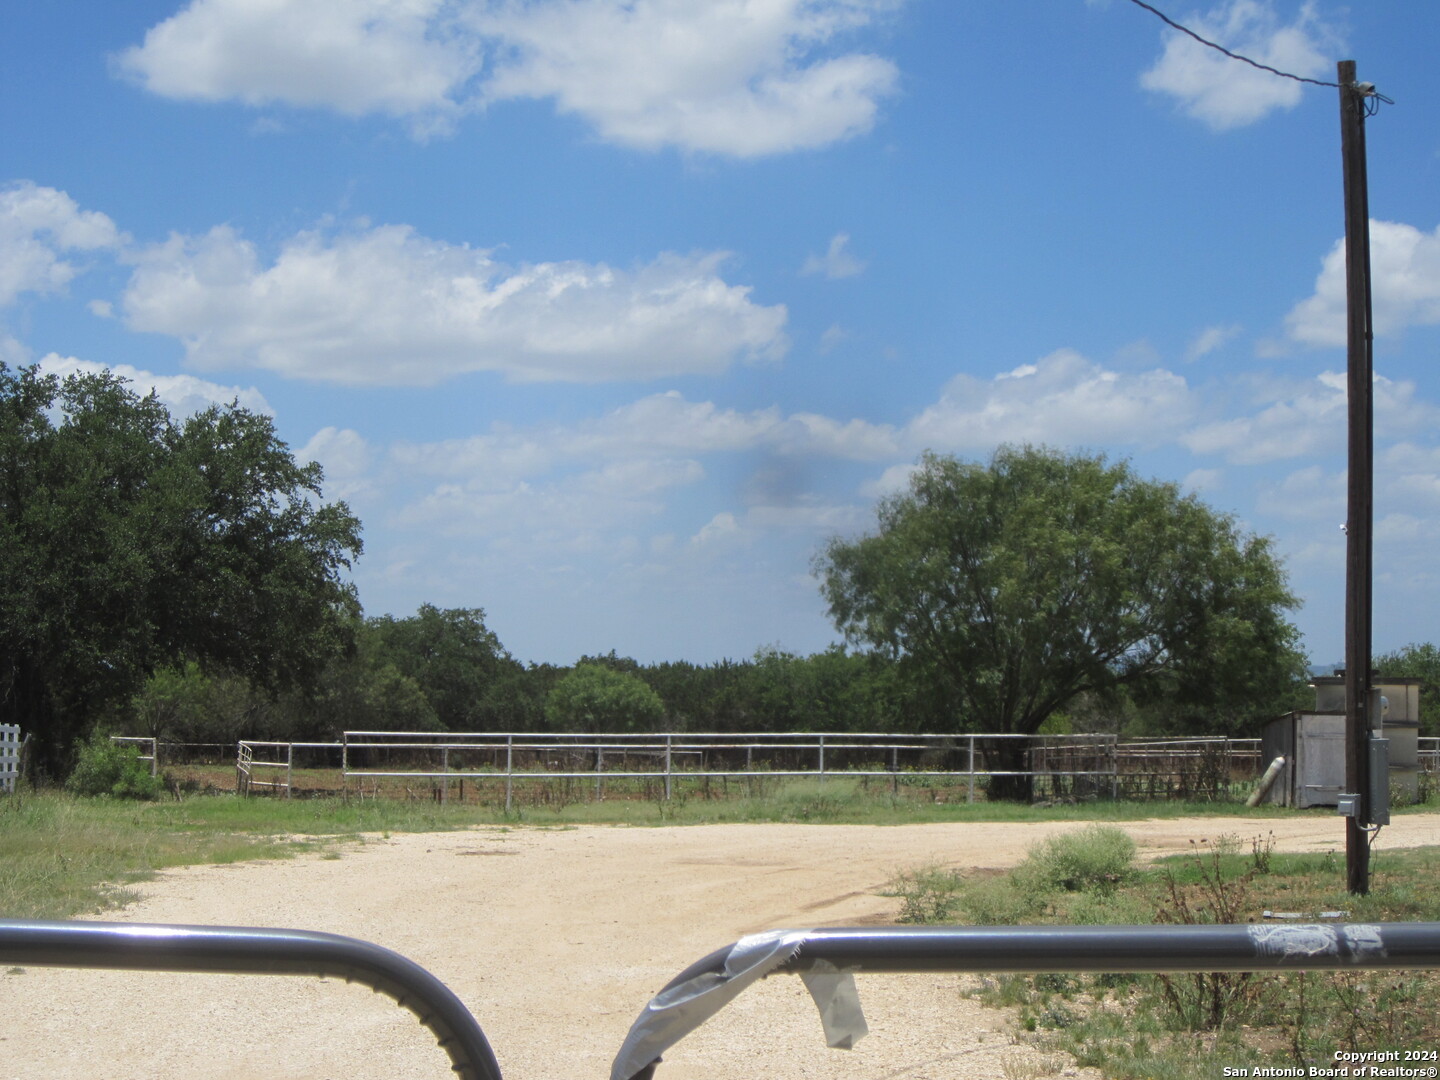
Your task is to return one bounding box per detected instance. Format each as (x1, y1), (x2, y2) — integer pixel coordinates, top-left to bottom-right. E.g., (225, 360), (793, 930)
(235, 741), (345, 798)
(220, 731), (1273, 806)
(111, 738), (244, 775)
(137, 730), (1428, 804)
(340, 731), (1127, 809)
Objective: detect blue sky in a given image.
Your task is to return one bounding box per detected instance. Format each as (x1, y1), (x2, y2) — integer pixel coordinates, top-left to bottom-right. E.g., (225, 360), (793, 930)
(4, 0), (1438, 667)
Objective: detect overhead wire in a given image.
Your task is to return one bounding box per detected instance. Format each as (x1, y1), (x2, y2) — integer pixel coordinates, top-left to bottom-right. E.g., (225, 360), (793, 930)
(1123, 0), (1393, 106)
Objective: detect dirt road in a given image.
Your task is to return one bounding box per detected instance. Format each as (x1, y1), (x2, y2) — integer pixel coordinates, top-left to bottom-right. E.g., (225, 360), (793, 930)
(5, 813), (1437, 1080)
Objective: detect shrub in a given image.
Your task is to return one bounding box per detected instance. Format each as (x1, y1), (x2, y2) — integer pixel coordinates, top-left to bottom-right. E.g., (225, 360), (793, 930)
(1015, 825), (1137, 896)
(890, 865), (966, 923)
(66, 734), (163, 800)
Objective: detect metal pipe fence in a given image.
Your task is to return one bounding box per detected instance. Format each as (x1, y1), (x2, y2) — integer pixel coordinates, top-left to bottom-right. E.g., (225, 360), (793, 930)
(338, 731), (1128, 809)
(264, 731), (1270, 807)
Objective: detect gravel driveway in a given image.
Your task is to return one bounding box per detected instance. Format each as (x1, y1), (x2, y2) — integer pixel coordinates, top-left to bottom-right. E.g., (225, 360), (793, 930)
(6, 812), (1437, 1080)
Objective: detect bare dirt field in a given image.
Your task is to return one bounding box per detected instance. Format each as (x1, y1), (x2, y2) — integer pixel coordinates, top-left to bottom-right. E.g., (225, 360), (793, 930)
(5, 812), (1438, 1080)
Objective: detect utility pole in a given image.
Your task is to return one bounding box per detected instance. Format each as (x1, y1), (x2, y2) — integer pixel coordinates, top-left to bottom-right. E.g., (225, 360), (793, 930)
(1338, 59), (1374, 896)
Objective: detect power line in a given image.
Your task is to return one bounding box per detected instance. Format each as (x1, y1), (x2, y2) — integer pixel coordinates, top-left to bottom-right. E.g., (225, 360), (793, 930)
(1124, 0), (1340, 89)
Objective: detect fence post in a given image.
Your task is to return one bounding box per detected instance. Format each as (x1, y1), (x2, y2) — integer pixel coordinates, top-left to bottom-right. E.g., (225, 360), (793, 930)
(890, 744), (899, 796)
(967, 736), (976, 804)
(285, 743), (293, 799)
(441, 747), (449, 805)
(818, 734), (826, 782)
(505, 736), (513, 813)
(595, 743), (604, 801)
(342, 733), (349, 799)
(1111, 735), (1119, 800)
(665, 735), (673, 801)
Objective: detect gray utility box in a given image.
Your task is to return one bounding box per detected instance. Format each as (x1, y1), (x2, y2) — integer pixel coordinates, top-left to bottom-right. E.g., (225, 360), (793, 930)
(1262, 712), (1346, 808)
(1261, 675), (1423, 808)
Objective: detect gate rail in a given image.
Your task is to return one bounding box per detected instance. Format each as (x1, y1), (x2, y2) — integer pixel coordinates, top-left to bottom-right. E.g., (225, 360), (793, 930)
(0, 920), (502, 1080)
(3, 918), (1436, 1080)
(612, 922), (1440, 1080)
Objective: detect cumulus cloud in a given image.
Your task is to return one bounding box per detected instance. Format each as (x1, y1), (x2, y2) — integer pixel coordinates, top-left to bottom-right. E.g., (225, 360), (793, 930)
(691, 511), (743, 547)
(121, 223), (788, 384)
(398, 455), (701, 540)
(1381, 442), (1440, 510)
(115, 0), (483, 136)
(1139, 0), (1335, 130)
(1186, 323), (1242, 361)
(35, 354), (272, 417)
(1286, 221), (1440, 347)
(0, 182), (123, 306)
(388, 390), (895, 492)
(118, 0), (903, 154)
(298, 427), (376, 501)
(904, 349), (1194, 451)
(1182, 370), (1431, 464)
(801, 232), (865, 278)
(475, 0), (901, 156)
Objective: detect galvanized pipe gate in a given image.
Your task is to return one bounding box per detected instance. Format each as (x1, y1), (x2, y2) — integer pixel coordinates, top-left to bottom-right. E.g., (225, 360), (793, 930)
(3, 919), (1438, 1079)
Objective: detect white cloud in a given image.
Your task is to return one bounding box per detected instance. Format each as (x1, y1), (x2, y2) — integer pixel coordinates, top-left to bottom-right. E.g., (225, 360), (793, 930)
(1186, 323), (1242, 361)
(121, 223), (788, 385)
(115, 0), (482, 136)
(388, 390), (895, 492)
(858, 461), (918, 497)
(1286, 221), (1440, 347)
(904, 349), (1194, 451)
(35, 354), (272, 417)
(1182, 467), (1224, 493)
(298, 426), (376, 501)
(817, 324), (849, 353)
(0, 182), (123, 306)
(802, 233), (865, 278)
(692, 511), (742, 547)
(118, 0), (903, 154)
(1381, 442), (1440, 510)
(476, 0), (901, 156)
(1139, 0), (1335, 130)
(397, 454), (700, 541)
(1257, 464), (1344, 521)
(1182, 370), (1433, 464)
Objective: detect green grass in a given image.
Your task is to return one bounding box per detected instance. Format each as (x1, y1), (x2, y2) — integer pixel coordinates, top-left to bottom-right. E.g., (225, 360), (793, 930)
(889, 827), (1440, 1080)
(1, 778), (1429, 924)
(0, 791), (495, 920)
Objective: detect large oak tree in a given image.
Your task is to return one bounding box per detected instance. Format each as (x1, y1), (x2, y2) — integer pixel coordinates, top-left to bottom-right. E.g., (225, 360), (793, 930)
(0, 363), (362, 775)
(816, 447), (1307, 797)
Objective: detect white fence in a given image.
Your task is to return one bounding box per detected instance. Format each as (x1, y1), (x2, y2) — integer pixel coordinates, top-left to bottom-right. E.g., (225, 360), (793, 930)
(236, 741), (340, 798)
(1, 725), (21, 793)
(318, 731), (1264, 808)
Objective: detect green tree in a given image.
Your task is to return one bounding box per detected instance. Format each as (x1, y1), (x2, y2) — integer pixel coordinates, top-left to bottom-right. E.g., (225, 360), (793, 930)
(366, 605), (516, 730)
(1375, 642), (1440, 735)
(545, 663), (666, 732)
(816, 447), (1305, 797)
(0, 363), (362, 775)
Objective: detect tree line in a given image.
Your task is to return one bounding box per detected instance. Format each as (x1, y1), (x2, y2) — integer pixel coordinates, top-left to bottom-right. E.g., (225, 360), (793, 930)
(7, 363), (1433, 790)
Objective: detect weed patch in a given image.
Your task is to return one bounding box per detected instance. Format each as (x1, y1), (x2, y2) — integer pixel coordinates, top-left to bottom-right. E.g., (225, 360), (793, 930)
(894, 831), (1440, 1080)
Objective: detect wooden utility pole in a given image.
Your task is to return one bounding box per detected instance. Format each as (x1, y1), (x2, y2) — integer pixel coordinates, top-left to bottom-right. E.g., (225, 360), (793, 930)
(1338, 59), (1374, 895)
